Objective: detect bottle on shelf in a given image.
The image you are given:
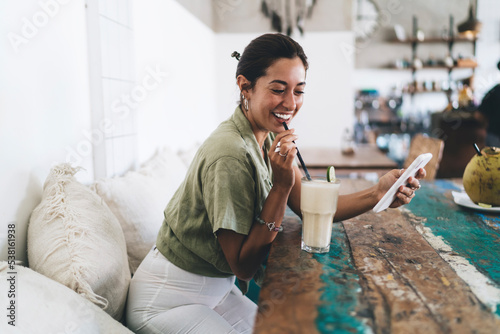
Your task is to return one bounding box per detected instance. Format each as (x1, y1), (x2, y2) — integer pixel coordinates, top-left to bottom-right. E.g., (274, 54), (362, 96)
(458, 83), (474, 108)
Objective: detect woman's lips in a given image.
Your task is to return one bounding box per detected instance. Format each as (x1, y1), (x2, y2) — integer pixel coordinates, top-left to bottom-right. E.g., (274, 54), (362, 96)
(272, 112), (292, 121)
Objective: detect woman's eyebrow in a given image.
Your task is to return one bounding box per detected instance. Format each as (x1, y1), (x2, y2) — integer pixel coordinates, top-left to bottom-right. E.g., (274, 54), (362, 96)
(268, 79), (306, 86)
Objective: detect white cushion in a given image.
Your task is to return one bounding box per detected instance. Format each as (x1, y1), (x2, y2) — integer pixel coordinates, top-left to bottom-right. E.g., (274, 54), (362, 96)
(92, 147), (187, 274)
(0, 262), (133, 333)
(27, 164), (130, 321)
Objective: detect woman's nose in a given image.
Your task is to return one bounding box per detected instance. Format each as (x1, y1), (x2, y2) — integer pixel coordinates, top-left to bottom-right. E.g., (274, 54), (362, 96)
(282, 91), (296, 111)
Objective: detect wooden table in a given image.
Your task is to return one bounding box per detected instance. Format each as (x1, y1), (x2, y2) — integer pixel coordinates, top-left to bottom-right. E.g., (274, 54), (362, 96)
(299, 145), (398, 177)
(254, 178), (500, 334)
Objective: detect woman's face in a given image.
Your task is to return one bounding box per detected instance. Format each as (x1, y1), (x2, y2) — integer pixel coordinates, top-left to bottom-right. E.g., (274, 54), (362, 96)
(245, 57), (306, 137)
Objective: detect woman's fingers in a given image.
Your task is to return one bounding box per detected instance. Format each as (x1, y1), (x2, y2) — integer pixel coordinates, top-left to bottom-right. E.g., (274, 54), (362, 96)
(415, 167), (427, 179)
(273, 129), (298, 161)
(277, 142), (296, 158)
(400, 184), (415, 198)
(406, 176), (421, 190)
(277, 135), (298, 153)
(270, 132), (297, 189)
(389, 186), (411, 207)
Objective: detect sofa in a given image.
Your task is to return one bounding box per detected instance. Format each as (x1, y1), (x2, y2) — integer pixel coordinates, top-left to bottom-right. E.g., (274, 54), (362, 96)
(0, 147), (197, 333)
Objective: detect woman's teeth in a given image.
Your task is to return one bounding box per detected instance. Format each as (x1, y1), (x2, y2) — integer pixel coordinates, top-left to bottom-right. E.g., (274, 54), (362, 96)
(273, 113), (291, 120)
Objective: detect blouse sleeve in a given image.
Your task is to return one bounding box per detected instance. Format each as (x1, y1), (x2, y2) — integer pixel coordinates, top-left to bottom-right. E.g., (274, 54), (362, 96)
(203, 156), (256, 236)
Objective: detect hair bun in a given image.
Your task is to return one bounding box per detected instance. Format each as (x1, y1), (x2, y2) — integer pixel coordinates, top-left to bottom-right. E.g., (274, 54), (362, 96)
(231, 51), (241, 61)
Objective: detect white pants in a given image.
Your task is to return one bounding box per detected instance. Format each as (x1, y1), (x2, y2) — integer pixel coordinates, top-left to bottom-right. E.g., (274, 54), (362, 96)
(126, 247), (257, 334)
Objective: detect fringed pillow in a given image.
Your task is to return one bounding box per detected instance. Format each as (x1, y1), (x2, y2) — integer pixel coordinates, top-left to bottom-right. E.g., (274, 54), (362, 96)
(27, 164), (130, 321)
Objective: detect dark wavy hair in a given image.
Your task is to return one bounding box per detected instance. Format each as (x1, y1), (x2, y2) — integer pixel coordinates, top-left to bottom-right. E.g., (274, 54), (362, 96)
(234, 33), (308, 95)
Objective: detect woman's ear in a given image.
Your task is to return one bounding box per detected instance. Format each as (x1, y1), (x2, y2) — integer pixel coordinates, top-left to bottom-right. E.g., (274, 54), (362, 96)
(236, 75), (251, 93)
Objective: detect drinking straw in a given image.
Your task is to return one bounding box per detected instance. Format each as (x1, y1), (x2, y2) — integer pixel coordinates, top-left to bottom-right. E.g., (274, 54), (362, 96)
(282, 122), (312, 180)
(473, 143), (482, 156)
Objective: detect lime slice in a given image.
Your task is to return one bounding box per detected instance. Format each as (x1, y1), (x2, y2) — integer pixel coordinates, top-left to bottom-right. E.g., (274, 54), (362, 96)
(326, 166), (336, 182)
(478, 202), (492, 208)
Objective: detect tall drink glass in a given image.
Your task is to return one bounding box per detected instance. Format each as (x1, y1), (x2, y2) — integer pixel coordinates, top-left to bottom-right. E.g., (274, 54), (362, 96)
(300, 177), (341, 253)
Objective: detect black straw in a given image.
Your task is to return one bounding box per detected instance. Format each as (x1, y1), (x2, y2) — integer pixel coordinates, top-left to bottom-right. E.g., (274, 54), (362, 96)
(473, 143), (482, 156)
(282, 122), (312, 180)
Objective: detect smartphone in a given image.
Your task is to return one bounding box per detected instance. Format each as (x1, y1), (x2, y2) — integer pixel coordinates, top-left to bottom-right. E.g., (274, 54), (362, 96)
(373, 153), (432, 213)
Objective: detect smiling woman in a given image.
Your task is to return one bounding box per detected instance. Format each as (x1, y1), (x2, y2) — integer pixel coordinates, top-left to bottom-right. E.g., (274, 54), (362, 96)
(125, 33), (425, 334)
(126, 33), (309, 334)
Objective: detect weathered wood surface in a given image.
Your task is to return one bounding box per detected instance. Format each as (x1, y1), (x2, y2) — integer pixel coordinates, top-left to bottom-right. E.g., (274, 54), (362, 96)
(254, 178), (500, 334)
(344, 206), (500, 333)
(253, 214), (323, 334)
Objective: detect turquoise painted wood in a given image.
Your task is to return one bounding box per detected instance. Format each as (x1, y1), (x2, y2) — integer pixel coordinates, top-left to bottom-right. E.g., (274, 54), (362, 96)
(314, 223), (366, 334)
(277, 208), (367, 333)
(407, 179), (500, 317)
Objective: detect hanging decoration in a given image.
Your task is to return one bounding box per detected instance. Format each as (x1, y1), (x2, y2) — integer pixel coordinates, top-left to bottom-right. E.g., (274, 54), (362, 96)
(261, 0), (316, 36)
(457, 0), (482, 38)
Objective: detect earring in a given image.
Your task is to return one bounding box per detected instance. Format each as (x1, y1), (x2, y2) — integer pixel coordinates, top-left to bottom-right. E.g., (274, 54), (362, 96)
(241, 92), (249, 111)
(244, 97), (249, 111)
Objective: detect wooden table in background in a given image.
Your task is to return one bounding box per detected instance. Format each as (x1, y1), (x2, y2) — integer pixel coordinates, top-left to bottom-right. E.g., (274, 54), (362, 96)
(254, 178), (500, 334)
(299, 145), (398, 177)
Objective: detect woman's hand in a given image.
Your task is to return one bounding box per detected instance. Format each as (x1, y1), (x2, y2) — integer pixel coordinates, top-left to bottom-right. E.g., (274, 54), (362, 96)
(269, 129), (298, 191)
(376, 168), (427, 208)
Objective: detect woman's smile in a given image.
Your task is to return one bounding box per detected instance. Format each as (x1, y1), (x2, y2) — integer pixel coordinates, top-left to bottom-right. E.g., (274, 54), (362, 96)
(272, 112), (292, 121)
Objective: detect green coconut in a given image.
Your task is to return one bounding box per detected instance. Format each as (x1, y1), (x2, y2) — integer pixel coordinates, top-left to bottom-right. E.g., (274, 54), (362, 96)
(463, 146), (500, 206)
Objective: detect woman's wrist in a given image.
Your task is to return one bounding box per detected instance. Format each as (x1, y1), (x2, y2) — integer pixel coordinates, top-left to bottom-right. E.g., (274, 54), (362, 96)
(256, 185), (290, 230)
(271, 183), (293, 197)
(373, 183), (385, 204)
(353, 185), (381, 210)
(255, 215), (283, 232)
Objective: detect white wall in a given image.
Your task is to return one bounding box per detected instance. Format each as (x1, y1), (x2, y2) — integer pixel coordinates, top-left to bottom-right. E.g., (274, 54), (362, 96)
(474, 0), (500, 100)
(0, 0), (92, 264)
(133, 0), (218, 162)
(293, 32), (355, 148)
(88, 0), (138, 179)
(215, 31), (355, 148)
(214, 33), (256, 123)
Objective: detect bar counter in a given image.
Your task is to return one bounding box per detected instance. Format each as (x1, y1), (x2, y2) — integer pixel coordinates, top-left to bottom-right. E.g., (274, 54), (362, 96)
(254, 178), (500, 334)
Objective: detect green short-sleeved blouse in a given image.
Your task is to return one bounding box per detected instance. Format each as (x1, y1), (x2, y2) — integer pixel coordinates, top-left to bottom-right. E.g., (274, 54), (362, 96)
(156, 106), (274, 279)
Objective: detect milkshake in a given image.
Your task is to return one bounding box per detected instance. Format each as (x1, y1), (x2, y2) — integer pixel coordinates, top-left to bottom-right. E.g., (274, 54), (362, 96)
(300, 177), (340, 253)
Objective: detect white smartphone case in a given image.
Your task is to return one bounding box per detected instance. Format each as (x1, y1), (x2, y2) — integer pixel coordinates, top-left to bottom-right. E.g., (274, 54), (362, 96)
(373, 153), (433, 213)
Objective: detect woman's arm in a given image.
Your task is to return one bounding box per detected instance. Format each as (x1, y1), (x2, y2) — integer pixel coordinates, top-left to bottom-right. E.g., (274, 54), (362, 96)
(334, 169), (426, 221)
(217, 129), (299, 281)
(217, 184), (292, 281)
(287, 168), (426, 222)
(286, 164), (303, 218)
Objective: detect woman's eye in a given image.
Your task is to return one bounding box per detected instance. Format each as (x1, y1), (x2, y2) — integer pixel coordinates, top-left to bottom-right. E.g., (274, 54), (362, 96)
(271, 89), (304, 95)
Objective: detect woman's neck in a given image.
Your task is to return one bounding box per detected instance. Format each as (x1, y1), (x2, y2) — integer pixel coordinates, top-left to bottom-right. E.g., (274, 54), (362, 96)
(254, 132), (268, 150)
(241, 107), (269, 151)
